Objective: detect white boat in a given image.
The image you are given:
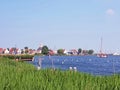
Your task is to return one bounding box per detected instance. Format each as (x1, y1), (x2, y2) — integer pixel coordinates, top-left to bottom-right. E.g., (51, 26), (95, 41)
(97, 53), (107, 58)
(113, 52), (120, 56)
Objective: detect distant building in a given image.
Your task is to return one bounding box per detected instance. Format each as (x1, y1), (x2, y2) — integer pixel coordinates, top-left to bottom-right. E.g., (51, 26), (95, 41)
(17, 49), (21, 55)
(28, 49), (36, 55)
(82, 50), (89, 55)
(9, 48), (15, 54)
(70, 49), (78, 55)
(49, 49), (55, 55)
(53, 50), (57, 54)
(37, 44), (43, 54)
(63, 49), (68, 55)
(4, 48), (9, 54)
(0, 48), (4, 54)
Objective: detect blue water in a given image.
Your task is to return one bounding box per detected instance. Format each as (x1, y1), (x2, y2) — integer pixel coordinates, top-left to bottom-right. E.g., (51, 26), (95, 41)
(29, 55), (120, 75)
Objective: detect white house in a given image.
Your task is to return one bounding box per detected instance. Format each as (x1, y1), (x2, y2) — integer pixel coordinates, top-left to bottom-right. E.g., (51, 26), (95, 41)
(37, 44), (43, 54)
(17, 49), (21, 55)
(4, 49), (9, 54)
(63, 49), (68, 55)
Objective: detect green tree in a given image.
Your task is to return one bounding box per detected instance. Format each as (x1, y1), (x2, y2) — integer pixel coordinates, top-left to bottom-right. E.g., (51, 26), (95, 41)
(78, 48), (82, 55)
(88, 49), (94, 55)
(21, 49), (24, 54)
(57, 49), (64, 55)
(42, 46), (49, 55)
(24, 47), (29, 54)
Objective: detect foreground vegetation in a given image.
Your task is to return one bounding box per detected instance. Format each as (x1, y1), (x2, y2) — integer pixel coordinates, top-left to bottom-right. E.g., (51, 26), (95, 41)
(0, 54), (34, 60)
(0, 57), (120, 90)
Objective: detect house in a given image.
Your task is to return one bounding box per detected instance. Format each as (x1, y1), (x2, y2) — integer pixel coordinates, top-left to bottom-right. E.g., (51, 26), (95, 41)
(28, 49), (36, 55)
(49, 49), (55, 55)
(63, 49), (68, 55)
(17, 49), (21, 55)
(70, 49), (78, 55)
(0, 48), (4, 54)
(53, 50), (57, 54)
(9, 48), (19, 55)
(4, 48), (9, 54)
(9, 48), (15, 54)
(82, 50), (89, 55)
(37, 44), (43, 54)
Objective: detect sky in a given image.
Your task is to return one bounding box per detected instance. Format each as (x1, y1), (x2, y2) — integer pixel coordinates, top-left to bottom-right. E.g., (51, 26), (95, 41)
(0, 0), (120, 53)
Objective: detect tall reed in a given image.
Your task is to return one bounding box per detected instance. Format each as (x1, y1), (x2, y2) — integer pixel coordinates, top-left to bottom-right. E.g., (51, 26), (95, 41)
(0, 57), (120, 90)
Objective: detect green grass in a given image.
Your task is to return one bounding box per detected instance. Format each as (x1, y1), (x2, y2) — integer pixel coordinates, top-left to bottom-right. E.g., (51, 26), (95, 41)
(0, 57), (120, 90)
(0, 54), (34, 59)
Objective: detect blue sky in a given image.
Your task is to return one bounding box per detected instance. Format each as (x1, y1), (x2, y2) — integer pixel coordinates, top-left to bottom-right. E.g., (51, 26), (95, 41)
(0, 0), (120, 53)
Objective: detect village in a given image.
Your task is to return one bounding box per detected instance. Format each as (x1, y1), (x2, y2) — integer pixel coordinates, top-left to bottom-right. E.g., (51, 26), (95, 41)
(0, 44), (94, 56)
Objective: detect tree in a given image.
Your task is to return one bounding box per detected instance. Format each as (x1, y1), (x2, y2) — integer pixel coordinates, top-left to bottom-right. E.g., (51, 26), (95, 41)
(41, 46), (49, 55)
(24, 47), (29, 54)
(57, 49), (64, 55)
(21, 49), (24, 54)
(78, 48), (82, 55)
(88, 49), (94, 55)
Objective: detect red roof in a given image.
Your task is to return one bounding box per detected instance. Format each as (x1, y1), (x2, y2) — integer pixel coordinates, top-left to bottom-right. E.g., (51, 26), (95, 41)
(49, 50), (55, 55)
(0, 48), (3, 52)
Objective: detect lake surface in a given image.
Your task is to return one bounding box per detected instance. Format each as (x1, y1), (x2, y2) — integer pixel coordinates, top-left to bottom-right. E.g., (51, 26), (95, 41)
(29, 55), (120, 75)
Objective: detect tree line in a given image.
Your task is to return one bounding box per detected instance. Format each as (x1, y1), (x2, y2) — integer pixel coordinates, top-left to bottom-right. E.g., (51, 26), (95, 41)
(37, 46), (94, 56)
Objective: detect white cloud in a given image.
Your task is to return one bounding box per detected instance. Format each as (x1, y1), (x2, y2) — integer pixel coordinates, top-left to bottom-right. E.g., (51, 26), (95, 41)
(106, 9), (115, 16)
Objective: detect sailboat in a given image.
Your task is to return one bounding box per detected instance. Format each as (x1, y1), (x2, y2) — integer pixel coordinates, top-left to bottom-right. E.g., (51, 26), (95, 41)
(97, 38), (108, 58)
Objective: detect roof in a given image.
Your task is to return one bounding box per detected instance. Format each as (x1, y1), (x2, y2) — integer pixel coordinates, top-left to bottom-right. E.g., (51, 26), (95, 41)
(0, 48), (3, 52)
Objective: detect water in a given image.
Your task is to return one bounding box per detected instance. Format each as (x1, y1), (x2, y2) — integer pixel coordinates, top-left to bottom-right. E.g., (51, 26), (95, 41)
(29, 55), (120, 75)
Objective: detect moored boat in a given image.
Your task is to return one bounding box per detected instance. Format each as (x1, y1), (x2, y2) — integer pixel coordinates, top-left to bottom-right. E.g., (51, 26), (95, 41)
(97, 53), (107, 58)
(97, 38), (108, 58)
(113, 52), (120, 56)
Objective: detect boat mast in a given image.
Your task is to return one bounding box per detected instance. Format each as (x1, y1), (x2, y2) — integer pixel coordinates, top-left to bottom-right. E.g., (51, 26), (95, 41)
(100, 37), (103, 54)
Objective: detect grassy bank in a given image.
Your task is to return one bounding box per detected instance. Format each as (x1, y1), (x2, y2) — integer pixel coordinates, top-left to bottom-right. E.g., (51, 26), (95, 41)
(0, 57), (120, 90)
(0, 54), (34, 60)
